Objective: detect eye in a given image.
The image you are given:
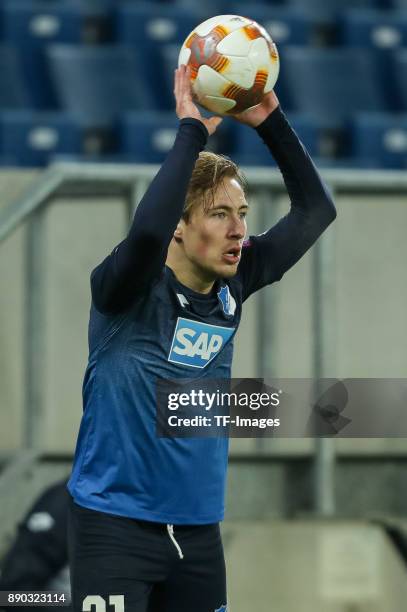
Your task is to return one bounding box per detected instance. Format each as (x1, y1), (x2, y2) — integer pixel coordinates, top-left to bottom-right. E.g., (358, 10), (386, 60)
(214, 211), (226, 219)
(239, 211), (248, 219)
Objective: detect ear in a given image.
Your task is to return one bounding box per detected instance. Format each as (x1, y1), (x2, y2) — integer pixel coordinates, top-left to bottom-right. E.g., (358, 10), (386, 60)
(173, 220), (184, 243)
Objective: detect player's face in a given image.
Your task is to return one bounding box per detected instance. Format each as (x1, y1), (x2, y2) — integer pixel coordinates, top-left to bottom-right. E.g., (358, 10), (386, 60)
(179, 177), (248, 280)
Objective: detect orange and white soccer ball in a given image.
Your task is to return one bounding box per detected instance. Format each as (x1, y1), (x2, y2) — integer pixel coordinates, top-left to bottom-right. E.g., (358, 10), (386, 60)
(178, 14), (279, 116)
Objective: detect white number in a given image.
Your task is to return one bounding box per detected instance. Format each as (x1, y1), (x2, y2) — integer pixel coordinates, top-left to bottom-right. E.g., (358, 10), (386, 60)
(82, 595), (125, 612)
(109, 596), (125, 612)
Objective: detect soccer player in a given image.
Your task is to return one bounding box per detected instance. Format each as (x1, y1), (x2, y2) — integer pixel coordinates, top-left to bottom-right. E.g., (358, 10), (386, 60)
(0, 479), (71, 612)
(67, 65), (336, 612)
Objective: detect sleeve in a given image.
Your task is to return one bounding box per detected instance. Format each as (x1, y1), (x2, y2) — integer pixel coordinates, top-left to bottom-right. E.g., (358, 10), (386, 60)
(0, 481), (69, 595)
(237, 106), (337, 302)
(91, 118), (208, 315)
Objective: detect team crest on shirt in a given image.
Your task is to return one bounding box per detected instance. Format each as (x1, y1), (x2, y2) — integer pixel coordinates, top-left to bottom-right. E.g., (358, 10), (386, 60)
(214, 606), (227, 612)
(168, 317), (235, 369)
(217, 285), (236, 316)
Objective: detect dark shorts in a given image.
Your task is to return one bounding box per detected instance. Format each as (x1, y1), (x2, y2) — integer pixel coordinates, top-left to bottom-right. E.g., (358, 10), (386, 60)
(67, 497), (227, 612)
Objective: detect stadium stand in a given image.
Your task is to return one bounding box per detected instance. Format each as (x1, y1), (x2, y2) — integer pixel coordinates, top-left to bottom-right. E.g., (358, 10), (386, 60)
(348, 112), (407, 168)
(46, 45), (156, 126)
(232, 112), (320, 165)
(392, 48), (407, 110)
(0, 1), (84, 108)
(0, 111), (83, 167)
(337, 10), (407, 111)
(228, 5), (315, 46)
(0, 46), (32, 110)
(0, 0), (405, 167)
(280, 46), (389, 122)
(286, 0), (384, 21)
(338, 9), (407, 49)
(118, 111), (179, 163)
(114, 3), (206, 108)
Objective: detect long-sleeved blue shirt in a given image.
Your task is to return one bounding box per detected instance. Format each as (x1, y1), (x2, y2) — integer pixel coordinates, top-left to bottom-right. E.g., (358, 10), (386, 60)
(67, 107), (336, 524)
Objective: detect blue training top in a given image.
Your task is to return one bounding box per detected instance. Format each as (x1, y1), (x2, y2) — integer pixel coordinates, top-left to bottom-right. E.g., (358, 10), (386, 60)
(67, 108), (336, 524)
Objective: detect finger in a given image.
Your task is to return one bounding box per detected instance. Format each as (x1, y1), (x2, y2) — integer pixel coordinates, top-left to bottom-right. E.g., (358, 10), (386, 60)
(182, 66), (193, 101)
(174, 67), (183, 106)
(181, 65), (188, 96)
(180, 64), (189, 98)
(173, 69), (178, 97)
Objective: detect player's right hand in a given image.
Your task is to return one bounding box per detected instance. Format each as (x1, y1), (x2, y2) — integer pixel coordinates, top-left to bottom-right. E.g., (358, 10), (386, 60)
(174, 65), (223, 136)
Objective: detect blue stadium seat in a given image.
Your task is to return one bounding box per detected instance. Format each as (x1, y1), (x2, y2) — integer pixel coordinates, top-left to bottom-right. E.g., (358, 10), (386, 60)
(286, 0), (381, 22)
(0, 111), (83, 167)
(339, 9), (407, 49)
(389, 0), (407, 9)
(338, 11), (407, 110)
(0, 45), (32, 109)
(114, 3), (204, 108)
(46, 45), (156, 127)
(0, 156), (17, 166)
(118, 112), (180, 163)
(280, 47), (388, 124)
(392, 48), (407, 111)
(0, 1), (84, 108)
(231, 113), (320, 165)
(157, 44), (180, 110)
(349, 112), (407, 168)
(115, 3), (202, 49)
(228, 4), (314, 46)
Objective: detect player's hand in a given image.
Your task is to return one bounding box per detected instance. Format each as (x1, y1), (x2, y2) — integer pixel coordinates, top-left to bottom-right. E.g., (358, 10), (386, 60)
(232, 90), (280, 127)
(174, 65), (223, 136)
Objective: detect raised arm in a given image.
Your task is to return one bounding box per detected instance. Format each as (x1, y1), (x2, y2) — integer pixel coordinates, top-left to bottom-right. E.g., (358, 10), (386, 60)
(234, 93), (337, 300)
(91, 66), (222, 314)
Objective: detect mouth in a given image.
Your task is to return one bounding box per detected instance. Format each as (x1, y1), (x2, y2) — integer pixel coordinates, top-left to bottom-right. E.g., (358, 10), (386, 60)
(222, 246), (241, 265)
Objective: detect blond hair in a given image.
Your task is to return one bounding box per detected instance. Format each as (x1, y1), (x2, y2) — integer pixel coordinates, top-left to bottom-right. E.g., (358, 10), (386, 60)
(183, 151), (247, 221)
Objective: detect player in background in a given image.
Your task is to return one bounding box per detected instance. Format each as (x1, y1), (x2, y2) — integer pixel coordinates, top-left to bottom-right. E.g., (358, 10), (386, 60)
(67, 65), (336, 612)
(0, 480), (71, 612)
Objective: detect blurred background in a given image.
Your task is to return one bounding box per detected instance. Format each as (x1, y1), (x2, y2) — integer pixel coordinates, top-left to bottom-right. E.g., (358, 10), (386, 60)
(0, 0), (407, 611)
(0, 0), (406, 166)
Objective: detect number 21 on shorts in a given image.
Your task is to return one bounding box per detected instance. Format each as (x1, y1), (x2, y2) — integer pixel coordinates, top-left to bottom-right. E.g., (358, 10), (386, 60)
(82, 595), (124, 612)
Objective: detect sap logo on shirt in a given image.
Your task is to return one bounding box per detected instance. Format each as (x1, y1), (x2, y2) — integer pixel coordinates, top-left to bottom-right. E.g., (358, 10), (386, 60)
(168, 317), (235, 369)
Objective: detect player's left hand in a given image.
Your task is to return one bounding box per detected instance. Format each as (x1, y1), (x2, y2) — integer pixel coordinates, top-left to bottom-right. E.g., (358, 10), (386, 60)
(232, 91), (280, 127)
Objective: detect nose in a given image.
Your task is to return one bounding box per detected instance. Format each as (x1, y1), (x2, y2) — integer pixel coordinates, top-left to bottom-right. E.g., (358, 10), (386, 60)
(228, 216), (246, 239)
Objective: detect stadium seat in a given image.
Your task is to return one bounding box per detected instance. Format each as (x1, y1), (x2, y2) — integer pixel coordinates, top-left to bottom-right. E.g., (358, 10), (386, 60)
(157, 44), (181, 110)
(338, 11), (407, 110)
(0, 45), (32, 109)
(114, 3), (205, 108)
(286, 0), (381, 22)
(339, 9), (407, 49)
(192, 0), (284, 7)
(114, 4), (203, 50)
(228, 4), (314, 46)
(118, 111), (180, 163)
(0, 1), (85, 108)
(46, 45), (156, 127)
(231, 113), (321, 165)
(390, 0), (407, 9)
(392, 48), (407, 111)
(0, 156), (17, 166)
(0, 111), (83, 167)
(348, 112), (407, 168)
(280, 47), (388, 124)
